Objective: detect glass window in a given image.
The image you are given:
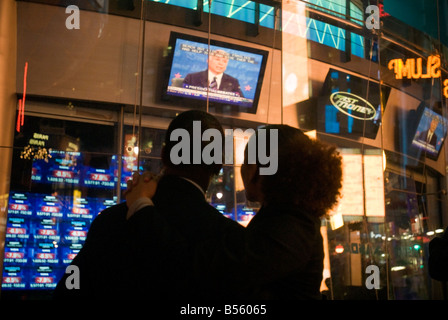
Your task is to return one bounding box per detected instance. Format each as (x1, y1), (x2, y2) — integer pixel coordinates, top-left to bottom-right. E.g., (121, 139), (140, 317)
(148, 0), (275, 28)
(3, 114), (119, 296)
(2, 0), (448, 301)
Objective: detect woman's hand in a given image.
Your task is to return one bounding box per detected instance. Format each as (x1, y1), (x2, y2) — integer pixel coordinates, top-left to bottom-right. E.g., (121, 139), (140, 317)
(124, 171), (158, 208)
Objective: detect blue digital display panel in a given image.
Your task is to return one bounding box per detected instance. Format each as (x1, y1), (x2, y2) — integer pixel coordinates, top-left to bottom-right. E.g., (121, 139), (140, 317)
(2, 149), (119, 291)
(1, 192), (115, 290)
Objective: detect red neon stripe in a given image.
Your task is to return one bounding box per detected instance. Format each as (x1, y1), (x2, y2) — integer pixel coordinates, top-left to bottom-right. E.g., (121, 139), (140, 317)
(16, 99), (22, 132)
(21, 97), (25, 125)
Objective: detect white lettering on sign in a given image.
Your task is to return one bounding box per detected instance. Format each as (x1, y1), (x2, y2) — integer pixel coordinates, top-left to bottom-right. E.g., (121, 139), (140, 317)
(330, 92), (377, 120)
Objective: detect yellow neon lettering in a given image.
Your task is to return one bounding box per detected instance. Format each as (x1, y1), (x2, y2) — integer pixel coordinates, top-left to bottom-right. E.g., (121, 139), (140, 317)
(420, 57), (431, 78)
(412, 58), (422, 79)
(389, 55), (441, 80)
(430, 55), (441, 78)
(401, 59), (412, 79)
(388, 59), (401, 79)
(443, 79), (448, 98)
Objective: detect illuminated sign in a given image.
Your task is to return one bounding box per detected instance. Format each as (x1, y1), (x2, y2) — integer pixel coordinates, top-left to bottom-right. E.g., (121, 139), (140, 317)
(388, 55), (448, 98)
(444, 79), (448, 99)
(388, 55), (441, 80)
(329, 92), (376, 120)
(29, 132), (49, 147)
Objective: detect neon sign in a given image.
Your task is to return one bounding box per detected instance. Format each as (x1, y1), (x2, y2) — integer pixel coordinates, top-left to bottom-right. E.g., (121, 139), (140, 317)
(444, 79), (448, 99)
(330, 92), (377, 120)
(388, 55), (441, 80)
(388, 55), (448, 98)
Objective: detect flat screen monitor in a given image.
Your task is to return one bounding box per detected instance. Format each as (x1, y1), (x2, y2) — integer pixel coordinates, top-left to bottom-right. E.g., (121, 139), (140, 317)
(318, 68), (390, 139)
(162, 32), (269, 114)
(410, 106), (447, 160)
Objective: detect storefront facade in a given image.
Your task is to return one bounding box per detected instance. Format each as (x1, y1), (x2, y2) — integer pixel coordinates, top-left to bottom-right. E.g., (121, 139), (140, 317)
(0, 0), (447, 299)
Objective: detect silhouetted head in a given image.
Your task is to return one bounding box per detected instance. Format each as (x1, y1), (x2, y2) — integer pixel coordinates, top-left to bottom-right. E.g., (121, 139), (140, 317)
(161, 110), (224, 191)
(241, 124), (343, 217)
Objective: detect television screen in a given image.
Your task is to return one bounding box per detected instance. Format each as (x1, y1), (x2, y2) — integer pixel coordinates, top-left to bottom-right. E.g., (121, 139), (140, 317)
(66, 197), (96, 221)
(35, 195), (64, 219)
(29, 265), (62, 290)
(61, 219), (89, 244)
(8, 193), (33, 217)
(31, 150), (82, 185)
(46, 150), (81, 185)
(32, 217), (60, 243)
(83, 167), (115, 189)
(318, 68), (390, 139)
(410, 106), (447, 160)
(4, 240), (28, 266)
(2, 265), (27, 290)
(163, 32), (269, 114)
(6, 216), (30, 242)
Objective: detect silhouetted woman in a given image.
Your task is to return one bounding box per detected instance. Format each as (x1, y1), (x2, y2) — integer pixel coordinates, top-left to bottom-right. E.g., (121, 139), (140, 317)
(236, 125), (343, 299)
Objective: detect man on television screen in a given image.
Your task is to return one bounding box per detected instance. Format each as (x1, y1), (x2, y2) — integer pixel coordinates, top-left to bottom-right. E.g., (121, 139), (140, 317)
(418, 116), (439, 150)
(183, 49), (244, 97)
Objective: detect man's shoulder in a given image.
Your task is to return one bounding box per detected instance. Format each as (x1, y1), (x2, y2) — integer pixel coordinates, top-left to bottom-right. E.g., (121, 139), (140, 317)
(198, 203), (243, 228)
(91, 202), (127, 227)
(185, 70), (207, 79)
(222, 72), (238, 82)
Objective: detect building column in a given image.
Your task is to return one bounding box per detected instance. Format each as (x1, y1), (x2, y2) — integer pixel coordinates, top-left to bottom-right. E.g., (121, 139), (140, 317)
(0, 0), (18, 295)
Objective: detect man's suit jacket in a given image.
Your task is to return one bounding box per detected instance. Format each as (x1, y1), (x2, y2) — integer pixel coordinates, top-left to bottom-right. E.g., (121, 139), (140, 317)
(418, 129), (438, 148)
(53, 202), (130, 299)
(53, 200), (181, 300)
(53, 174), (241, 300)
(127, 174), (245, 299)
(183, 70), (244, 97)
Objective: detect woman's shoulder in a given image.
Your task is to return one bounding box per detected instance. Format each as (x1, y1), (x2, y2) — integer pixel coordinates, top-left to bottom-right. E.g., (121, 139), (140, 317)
(255, 204), (318, 221)
(249, 204), (320, 235)
(247, 205), (323, 258)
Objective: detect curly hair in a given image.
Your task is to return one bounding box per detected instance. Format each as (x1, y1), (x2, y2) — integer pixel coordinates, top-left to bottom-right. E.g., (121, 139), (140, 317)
(252, 125), (343, 217)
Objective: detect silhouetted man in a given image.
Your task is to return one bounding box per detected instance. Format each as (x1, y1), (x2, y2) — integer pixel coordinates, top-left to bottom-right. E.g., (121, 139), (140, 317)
(53, 110), (244, 300)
